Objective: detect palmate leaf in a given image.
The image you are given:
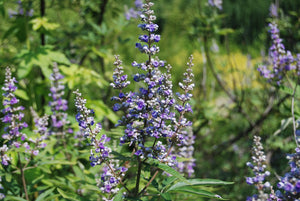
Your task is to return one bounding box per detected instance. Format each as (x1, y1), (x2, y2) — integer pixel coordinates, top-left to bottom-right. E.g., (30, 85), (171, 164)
(17, 46), (70, 78)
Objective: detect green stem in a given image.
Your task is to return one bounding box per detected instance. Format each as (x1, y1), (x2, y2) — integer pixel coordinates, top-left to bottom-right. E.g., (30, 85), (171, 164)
(18, 153), (29, 201)
(135, 157), (142, 196)
(138, 143), (174, 196)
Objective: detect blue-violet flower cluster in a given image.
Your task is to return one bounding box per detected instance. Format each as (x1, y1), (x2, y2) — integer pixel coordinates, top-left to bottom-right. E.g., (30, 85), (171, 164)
(74, 90), (127, 197)
(276, 147), (300, 200)
(111, 0), (194, 169)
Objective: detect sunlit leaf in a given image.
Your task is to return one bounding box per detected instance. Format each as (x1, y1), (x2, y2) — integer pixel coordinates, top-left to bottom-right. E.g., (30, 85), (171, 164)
(14, 89), (29, 100)
(31, 17), (59, 31)
(57, 188), (80, 201)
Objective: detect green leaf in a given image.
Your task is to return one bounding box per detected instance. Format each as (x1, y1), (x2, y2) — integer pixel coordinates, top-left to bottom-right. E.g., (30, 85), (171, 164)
(216, 28), (235, 35)
(81, 184), (101, 192)
(113, 188), (125, 201)
(4, 196), (28, 201)
(36, 187), (55, 201)
(167, 185), (226, 200)
(146, 158), (188, 183)
(57, 188), (79, 201)
(279, 85), (294, 95)
(5, 195), (27, 201)
(60, 64), (107, 89)
(161, 176), (178, 192)
(47, 51), (70, 65)
(32, 174), (45, 184)
(72, 166), (85, 180)
(160, 192), (172, 200)
(31, 17), (59, 31)
(5, 172), (12, 182)
(44, 194), (61, 201)
(17, 46), (70, 78)
(39, 160), (76, 166)
(168, 178), (233, 190)
(14, 89), (29, 100)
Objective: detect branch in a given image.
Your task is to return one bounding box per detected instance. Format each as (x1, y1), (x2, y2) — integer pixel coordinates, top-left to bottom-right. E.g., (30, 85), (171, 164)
(213, 94), (289, 153)
(203, 35), (254, 126)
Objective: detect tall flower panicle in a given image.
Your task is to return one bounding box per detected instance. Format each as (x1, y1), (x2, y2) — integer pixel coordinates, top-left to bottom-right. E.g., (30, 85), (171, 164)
(269, 3), (278, 18)
(49, 63), (72, 136)
(173, 55), (194, 143)
(276, 147), (300, 200)
(208, 0), (223, 10)
(74, 89), (106, 163)
(74, 90), (127, 197)
(246, 135), (277, 201)
(1, 67), (28, 165)
(111, 0), (194, 167)
(110, 55), (130, 90)
(258, 22), (296, 85)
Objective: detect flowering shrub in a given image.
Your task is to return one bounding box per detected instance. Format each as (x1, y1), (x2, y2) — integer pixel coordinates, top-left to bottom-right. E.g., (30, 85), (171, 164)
(73, 1), (230, 200)
(4, 0), (299, 200)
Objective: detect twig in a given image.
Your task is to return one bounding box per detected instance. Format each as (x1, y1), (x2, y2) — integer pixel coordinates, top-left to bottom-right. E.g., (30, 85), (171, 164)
(291, 82), (299, 147)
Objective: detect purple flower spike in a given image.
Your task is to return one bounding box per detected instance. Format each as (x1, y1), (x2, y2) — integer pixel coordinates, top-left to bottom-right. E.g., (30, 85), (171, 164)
(1, 67), (28, 165)
(49, 63), (72, 137)
(258, 22), (299, 85)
